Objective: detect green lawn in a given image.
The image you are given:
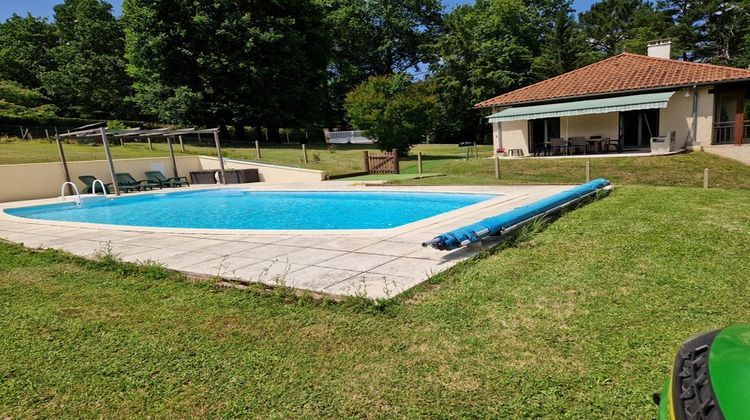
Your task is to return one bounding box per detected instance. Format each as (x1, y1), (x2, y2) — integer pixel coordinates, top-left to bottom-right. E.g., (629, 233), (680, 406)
(1, 185), (749, 417)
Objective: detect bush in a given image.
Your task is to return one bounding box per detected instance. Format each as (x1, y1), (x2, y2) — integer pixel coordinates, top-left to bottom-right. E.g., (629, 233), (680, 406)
(345, 74), (438, 154)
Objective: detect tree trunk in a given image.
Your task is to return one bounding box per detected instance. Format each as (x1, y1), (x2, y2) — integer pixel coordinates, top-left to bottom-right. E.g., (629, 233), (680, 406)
(266, 126), (280, 143)
(233, 123), (246, 142)
(218, 123), (230, 140)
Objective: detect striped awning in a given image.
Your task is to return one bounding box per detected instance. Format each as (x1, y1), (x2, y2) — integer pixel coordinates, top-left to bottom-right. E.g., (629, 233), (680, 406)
(487, 91), (675, 123)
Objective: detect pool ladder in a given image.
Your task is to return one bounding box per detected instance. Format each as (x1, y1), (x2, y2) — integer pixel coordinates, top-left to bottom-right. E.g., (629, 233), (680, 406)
(60, 181), (82, 206)
(91, 179), (108, 197)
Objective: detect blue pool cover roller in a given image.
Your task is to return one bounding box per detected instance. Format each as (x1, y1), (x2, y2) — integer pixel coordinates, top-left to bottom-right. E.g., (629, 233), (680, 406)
(423, 178), (611, 251)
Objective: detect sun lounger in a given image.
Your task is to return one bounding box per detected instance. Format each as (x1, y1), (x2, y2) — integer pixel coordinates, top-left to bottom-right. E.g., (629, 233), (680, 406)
(115, 173), (160, 192)
(78, 175), (112, 194)
(145, 171), (190, 188)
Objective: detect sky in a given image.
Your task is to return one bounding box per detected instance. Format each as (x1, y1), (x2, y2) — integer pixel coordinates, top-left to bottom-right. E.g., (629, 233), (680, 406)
(0, 0), (598, 21)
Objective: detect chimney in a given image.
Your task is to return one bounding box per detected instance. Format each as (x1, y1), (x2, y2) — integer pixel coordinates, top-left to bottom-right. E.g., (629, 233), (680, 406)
(647, 40), (672, 59)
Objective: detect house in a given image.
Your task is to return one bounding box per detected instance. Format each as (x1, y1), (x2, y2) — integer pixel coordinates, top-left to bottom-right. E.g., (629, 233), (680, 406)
(476, 41), (750, 157)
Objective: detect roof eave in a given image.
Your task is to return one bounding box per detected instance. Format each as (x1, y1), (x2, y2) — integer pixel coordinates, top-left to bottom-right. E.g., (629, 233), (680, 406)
(474, 77), (750, 110)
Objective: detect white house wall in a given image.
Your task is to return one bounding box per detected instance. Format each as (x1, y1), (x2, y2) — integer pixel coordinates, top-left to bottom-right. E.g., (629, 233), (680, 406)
(660, 86), (714, 148)
(564, 112), (619, 140)
(495, 120), (529, 155)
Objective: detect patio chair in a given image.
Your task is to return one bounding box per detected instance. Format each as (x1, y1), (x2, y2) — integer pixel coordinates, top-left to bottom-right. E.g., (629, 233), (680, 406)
(533, 141), (550, 156)
(78, 175), (112, 194)
(115, 173), (161, 192)
(548, 137), (564, 155)
(568, 136), (587, 155)
(602, 137), (623, 153)
(145, 171), (190, 188)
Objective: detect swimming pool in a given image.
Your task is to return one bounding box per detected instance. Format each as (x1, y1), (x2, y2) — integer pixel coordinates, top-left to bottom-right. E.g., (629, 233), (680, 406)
(5, 189), (496, 230)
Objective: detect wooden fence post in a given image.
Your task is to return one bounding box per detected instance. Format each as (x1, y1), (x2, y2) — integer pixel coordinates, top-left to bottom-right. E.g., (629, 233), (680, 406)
(494, 156), (500, 179)
(255, 140), (261, 159)
(363, 151), (370, 173)
(392, 149), (400, 174)
(417, 152), (423, 174)
(704, 168), (709, 189)
(585, 160), (591, 182)
(147, 137), (152, 151)
(179, 135), (185, 152)
(302, 143), (308, 163)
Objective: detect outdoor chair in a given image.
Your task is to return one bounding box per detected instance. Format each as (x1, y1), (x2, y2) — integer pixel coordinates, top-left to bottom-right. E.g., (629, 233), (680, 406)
(145, 171), (190, 188)
(78, 175), (112, 194)
(568, 136), (587, 155)
(115, 173), (161, 192)
(602, 137), (623, 153)
(548, 137), (564, 155)
(533, 141), (550, 156)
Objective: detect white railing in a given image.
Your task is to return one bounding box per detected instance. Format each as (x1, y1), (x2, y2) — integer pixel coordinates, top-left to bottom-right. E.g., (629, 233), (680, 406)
(91, 179), (108, 196)
(326, 130), (375, 144)
(60, 182), (82, 206)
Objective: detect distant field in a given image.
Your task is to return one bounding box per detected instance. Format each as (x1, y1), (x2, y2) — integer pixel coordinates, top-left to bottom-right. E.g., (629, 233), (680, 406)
(0, 138), (486, 176)
(1, 139), (749, 188)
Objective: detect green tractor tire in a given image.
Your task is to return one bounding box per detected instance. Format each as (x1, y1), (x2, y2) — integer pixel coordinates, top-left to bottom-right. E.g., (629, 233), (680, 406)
(656, 325), (750, 420)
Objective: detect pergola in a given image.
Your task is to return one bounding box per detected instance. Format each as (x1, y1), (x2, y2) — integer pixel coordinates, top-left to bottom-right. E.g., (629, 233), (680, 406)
(56, 123), (226, 195)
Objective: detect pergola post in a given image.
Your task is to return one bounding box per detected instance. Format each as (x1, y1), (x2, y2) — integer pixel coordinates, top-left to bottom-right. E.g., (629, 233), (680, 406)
(213, 129), (227, 184)
(167, 136), (179, 178)
(100, 127), (120, 195)
(55, 132), (73, 195)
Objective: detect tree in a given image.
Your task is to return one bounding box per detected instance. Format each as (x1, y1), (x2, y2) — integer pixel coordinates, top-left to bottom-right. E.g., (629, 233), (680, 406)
(579, 0), (667, 57)
(428, 0), (540, 143)
(324, 0), (442, 127)
(531, 0), (596, 80)
(345, 74), (438, 154)
(657, 0), (714, 60)
(0, 14), (57, 89)
(0, 80), (59, 119)
(124, 0), (329, 138)
(40, 0), (132, 118)
(699, 1), (750, 66)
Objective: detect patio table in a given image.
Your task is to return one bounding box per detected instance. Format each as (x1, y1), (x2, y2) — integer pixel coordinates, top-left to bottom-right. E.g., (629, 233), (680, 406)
(586, 139), (602, 154)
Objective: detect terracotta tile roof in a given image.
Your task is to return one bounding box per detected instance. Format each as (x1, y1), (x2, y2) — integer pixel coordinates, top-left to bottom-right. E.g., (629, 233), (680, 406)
(475, 53), (750, 108)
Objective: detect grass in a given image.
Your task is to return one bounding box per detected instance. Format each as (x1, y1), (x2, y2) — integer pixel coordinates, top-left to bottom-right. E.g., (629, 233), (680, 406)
(2, 138), (749, 189)
(2, 185), (750, 417)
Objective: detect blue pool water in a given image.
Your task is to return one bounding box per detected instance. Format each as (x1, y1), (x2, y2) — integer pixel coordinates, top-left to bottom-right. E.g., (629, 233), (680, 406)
(5, 189), (496, 230)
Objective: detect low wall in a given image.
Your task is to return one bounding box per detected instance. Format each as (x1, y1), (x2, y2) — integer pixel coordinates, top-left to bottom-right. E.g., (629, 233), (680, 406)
(198, 157), (326, 182)
(0, 156), (326, 203)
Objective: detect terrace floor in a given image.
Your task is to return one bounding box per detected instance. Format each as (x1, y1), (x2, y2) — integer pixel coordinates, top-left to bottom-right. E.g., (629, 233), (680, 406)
(0, 182), (570, 299)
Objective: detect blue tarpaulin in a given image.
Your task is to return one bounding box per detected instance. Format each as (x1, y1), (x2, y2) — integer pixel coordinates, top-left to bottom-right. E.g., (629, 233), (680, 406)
(423, 178), (611, 250)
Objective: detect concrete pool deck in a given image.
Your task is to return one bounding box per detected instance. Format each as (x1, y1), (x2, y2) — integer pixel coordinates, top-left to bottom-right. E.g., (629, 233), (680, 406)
(0, 182), (571, 299)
